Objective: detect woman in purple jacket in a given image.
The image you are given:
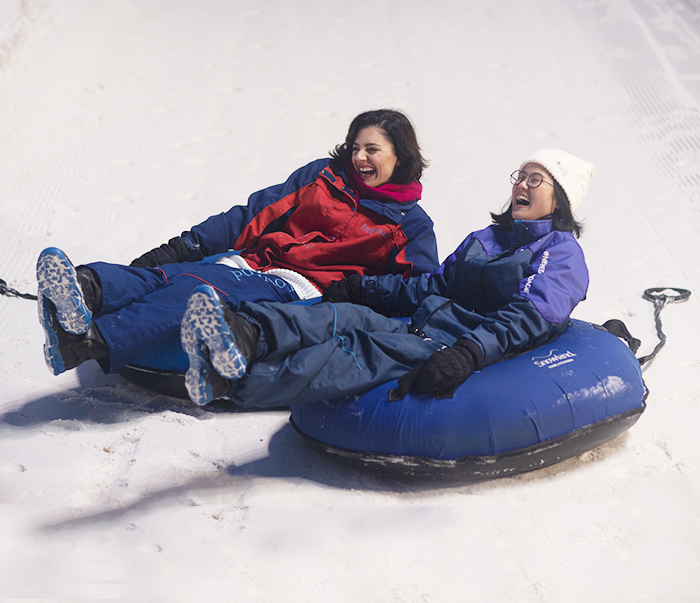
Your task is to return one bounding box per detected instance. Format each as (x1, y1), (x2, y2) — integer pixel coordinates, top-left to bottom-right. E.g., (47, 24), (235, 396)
(178, 148), (594, 407)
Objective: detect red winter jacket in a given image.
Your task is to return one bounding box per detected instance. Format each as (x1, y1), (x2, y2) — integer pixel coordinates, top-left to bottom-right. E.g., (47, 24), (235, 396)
(182, 158), (439, 291)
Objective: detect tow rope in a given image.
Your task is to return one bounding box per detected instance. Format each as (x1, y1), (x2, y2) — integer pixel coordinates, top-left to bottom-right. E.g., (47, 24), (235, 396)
(637, 287), (691, 367)
(0, 276), (691, 367)
(0, 278), (37, 301)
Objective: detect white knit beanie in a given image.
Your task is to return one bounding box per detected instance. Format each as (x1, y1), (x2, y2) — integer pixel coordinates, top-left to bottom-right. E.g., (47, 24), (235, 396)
(519, 149), (594, 213)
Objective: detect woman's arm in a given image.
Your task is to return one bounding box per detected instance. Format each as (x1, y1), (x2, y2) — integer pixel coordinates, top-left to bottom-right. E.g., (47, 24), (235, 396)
(359, 231), (479, 315)
(439, 233), (589, 364)
(130, 159), (330, 267)
(182, 158), (330, 260)
(394, 233), (589, 399)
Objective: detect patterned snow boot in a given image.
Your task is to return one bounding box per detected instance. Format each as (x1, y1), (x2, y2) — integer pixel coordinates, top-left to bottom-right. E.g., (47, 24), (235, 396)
(36, 247), (101, 334)
(181, 284), (259, 406)
(37, 247), (106, 374)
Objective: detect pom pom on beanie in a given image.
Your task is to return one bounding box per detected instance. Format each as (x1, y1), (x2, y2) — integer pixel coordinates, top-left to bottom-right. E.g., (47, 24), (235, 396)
(520, 149), (594, 213)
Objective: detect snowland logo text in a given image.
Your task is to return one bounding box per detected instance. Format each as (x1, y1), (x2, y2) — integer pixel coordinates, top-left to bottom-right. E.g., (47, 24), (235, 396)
(532, 348), (577, 369)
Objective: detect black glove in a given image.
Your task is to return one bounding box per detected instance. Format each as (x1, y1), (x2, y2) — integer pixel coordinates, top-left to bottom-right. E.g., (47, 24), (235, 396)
(322, 274), (363, 304)
(388, 338), (484, 401)
(130, 236), (191, 268)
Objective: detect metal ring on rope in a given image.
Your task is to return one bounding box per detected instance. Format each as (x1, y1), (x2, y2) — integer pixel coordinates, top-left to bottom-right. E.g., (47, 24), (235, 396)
(638, 287), (691, 367)
(642, 287), (691, 304)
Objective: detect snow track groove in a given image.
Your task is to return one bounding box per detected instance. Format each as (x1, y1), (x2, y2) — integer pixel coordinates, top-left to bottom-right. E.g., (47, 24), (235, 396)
(569, 0), (700, 288)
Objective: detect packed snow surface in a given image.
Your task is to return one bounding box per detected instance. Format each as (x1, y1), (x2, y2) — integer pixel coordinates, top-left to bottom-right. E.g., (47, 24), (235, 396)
(1, 1), (699, 601)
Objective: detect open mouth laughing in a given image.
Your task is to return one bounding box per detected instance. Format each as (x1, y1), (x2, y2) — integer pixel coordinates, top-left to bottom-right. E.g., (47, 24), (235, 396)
(357, 165), (376, 180)
(514, 194), (530, 208)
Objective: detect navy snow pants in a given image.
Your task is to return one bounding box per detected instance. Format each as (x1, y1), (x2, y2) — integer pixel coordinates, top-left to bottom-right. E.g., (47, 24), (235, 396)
(88, 261), (301, 372)
(228, 300), (446, 408)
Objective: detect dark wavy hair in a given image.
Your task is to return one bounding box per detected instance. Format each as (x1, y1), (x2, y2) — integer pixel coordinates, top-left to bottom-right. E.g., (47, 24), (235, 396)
(491, 179), (585, 238)
(330, 109), (428, 184)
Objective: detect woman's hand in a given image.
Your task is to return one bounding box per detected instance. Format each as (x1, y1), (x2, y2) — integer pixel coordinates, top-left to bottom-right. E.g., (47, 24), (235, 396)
(389, 338), (484, 401)
(130, 237), (190, 268)
(322, 274), (363, 304)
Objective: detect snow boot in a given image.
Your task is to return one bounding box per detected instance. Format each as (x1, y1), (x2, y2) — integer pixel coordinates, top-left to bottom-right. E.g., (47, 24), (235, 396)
(39, 295), (109, 375)
(181, 284), (259, 406)
(36, 247), (100, 335)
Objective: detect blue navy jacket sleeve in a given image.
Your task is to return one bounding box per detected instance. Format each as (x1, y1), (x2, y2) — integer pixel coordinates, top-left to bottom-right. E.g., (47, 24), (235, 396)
(361, 231), (478, 314)
(452, 233), (588, 364)
(455, 233), (588, 364)
(363, 225), (589, 365)
(180, 158), (331, 260)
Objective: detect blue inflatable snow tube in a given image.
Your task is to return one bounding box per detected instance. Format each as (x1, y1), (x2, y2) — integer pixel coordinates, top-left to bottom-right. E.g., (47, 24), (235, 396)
(289, 319), (647, 480)
(119, 318), (647, 481)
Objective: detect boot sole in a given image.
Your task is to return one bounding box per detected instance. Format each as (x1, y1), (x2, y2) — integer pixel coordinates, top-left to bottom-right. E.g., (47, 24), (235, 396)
(36, 248), (92, 335)
(181, 285), (247, 405)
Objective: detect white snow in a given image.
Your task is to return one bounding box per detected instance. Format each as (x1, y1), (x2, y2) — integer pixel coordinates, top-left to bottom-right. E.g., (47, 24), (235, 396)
(1, 0), (699, 601)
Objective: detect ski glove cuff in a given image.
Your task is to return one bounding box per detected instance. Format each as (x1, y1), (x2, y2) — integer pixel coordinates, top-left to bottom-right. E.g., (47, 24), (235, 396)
(130, 236), (191, 268)
(322, 274), (363, 304)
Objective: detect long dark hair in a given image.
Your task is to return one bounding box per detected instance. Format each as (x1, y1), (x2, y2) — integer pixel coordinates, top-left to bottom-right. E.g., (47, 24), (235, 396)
(491, 180), (585, 238)
(330, 109), (428, 184)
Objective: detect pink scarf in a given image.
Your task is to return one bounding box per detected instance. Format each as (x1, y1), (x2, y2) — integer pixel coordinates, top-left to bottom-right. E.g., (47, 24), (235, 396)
(345, 162), (422, 203)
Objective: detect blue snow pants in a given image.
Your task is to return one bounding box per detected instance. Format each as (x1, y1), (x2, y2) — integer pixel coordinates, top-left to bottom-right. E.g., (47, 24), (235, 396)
(228, 300), (446, 408)
(88, 261), (301, 373)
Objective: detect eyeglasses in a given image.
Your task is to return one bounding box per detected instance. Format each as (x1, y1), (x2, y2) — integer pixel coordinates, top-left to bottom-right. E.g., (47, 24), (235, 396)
(510, 170), (554, 189)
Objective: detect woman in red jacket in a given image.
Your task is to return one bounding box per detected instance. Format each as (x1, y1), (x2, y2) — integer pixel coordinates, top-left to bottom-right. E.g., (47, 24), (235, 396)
(36, 110), (439, 377)
(178, 149), (593, 407)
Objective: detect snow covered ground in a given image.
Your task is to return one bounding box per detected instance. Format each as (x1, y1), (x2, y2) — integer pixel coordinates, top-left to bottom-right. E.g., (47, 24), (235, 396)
(1, 0), (699, 600)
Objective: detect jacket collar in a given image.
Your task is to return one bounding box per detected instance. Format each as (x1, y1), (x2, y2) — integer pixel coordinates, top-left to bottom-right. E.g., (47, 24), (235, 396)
(322, 164), (420, 223)
(511, 218), (554, 239)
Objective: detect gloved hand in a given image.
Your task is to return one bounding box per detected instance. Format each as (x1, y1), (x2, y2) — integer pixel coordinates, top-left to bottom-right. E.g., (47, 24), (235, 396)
(322, 274), (363, 304)
(130, 236), (191, 268)
(389, 338), (484, 401)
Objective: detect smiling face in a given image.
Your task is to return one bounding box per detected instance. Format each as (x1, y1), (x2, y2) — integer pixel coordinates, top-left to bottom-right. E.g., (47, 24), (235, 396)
(351, 126), (399, 187)
(511, 163), (557, 221)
